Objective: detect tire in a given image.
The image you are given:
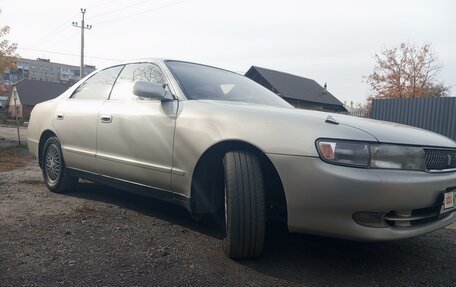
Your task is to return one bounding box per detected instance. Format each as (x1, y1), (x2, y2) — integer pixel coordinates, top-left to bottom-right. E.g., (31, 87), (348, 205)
(42, 136), (78, 193)
(222, 150), (266, 259)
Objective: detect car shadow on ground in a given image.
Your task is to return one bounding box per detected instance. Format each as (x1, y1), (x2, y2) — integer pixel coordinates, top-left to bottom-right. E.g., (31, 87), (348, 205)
(67, 181), (456, 286)
(246, 220), (456, 285)
(68, 181), (224, 238)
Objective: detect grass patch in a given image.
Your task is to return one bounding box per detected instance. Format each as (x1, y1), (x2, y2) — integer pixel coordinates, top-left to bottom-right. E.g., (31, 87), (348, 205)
(74, 202), (98, 213)
(0, 144), (33, 172)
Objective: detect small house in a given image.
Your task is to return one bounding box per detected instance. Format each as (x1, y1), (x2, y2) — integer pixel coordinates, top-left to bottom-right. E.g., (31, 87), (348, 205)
(245, 66), (346, 112)
(8, 79), (69, 120)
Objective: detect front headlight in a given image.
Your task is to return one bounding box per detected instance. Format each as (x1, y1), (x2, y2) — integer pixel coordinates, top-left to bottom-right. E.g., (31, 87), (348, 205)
(316, 139), (426, 171)
(317, 140), (370, 167)
(370, 144), (425, 170)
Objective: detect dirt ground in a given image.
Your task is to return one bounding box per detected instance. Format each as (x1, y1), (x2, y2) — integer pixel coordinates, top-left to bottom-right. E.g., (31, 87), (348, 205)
(0, 124), (27, 146)
(0, 126), (455, 286)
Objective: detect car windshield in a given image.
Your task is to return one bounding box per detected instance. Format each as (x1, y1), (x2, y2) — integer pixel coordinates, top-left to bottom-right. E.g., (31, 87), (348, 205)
(166, 61), (293, 108)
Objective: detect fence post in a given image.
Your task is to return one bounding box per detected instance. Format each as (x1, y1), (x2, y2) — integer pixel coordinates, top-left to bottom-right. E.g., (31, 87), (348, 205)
(13, 91), (21, 146)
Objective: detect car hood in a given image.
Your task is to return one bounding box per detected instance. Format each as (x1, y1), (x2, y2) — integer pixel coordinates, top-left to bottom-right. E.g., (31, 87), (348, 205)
(197, 100), (456, 149)
(328, 113), (456, 148)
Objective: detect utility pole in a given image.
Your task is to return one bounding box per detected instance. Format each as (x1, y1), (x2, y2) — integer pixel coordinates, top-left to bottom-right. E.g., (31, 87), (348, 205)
(72, 9), (92, 79)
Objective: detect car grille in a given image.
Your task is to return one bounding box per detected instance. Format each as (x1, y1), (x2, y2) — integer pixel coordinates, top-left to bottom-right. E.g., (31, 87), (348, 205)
(424, 148), (456, 171)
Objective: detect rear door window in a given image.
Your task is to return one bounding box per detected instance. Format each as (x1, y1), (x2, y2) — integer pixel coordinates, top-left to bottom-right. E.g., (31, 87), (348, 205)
(71, 65), (124, 100)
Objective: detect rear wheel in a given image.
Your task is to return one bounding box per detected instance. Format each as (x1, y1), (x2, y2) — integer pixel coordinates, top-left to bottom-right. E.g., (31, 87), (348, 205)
(222, 151), (266, 259)
(42, 136), (78, 193)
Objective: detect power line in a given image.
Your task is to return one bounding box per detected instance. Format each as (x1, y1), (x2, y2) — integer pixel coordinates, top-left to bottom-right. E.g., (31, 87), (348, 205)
(88, 0), (124, 9)
(37, 0), (122, 47)
(51, 31), (80, 49)
(42, 25), (73, 49)
(42, 24), (71, 43)
(93, 0), (191, 26)
(16, 47), (123, 62)
(36, 0), (192, 53)
(38, 13), (80, 45)
(38, 0), (124, 47)
(90, 0), (152, 20)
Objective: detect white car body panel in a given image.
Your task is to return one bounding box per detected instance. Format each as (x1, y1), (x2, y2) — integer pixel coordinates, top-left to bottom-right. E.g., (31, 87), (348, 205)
(26, 58), (456, 242)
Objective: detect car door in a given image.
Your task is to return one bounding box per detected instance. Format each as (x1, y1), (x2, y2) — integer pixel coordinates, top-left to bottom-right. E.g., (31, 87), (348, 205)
(53, 65), (124, 172)
(96, 63), (177, 191)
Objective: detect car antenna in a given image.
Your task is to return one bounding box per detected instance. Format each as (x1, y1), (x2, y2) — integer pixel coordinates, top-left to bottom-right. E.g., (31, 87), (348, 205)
(325, 115), (339, 125)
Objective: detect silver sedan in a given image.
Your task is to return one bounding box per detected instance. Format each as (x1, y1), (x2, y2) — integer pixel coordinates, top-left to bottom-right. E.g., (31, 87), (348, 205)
(27, 59), (456, 259)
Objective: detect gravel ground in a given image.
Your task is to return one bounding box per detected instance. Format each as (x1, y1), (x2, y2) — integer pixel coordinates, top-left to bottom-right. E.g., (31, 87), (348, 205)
(0, 126), (455, 286)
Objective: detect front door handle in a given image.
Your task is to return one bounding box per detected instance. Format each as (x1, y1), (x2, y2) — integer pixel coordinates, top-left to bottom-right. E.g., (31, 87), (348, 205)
(100, 115), (112, 123)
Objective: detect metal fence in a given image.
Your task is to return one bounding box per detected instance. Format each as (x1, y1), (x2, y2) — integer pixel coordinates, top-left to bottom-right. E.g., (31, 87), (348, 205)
(334, 109), (371, 118)
(371, 97), (456, 141)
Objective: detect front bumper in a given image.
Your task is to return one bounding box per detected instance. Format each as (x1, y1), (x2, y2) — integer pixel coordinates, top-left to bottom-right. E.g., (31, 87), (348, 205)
(267, 154), (456, 241)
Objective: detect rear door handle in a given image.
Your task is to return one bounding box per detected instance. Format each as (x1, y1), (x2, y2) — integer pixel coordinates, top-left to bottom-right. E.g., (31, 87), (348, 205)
(56, 113), (64, 120)
(100, 115), (112, 123)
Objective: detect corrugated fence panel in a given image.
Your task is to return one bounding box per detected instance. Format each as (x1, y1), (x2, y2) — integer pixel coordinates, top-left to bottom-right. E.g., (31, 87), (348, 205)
(372, 97), (456, 141)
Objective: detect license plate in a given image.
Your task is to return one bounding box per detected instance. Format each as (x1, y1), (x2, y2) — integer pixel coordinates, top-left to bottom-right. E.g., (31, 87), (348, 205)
(443, 191), (455, 209)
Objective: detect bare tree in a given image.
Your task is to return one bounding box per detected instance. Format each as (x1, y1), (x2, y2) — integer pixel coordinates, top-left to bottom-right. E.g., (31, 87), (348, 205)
(366, 43), (449, 102)
(132, 64), (165, 84)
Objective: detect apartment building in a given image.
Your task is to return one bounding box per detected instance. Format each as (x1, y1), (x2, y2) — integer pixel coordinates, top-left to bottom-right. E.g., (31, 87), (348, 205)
(1, 58), (96, 85)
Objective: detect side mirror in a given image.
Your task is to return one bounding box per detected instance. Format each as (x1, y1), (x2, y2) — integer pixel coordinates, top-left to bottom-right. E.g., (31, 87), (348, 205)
(133, 81), (167, 100)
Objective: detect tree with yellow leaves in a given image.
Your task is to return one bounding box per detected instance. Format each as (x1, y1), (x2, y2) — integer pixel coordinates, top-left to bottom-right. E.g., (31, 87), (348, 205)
(0, 24), (18, 74)
(366, 43), (449, 102)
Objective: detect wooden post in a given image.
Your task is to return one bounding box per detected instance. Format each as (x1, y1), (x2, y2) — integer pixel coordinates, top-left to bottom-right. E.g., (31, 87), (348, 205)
(13, 91), (21, 145)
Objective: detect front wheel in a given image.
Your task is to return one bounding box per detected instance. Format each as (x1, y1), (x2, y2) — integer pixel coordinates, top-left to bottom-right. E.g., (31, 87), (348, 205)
(222, 151), (266, 259)
(42, 136), (78, 193)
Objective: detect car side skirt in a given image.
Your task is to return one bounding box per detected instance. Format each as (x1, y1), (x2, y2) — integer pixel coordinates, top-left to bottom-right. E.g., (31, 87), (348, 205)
(68, 168), (191, 210)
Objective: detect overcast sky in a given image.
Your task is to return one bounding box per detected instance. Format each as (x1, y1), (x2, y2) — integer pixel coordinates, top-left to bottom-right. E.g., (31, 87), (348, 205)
(1, 0), (455, 104)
